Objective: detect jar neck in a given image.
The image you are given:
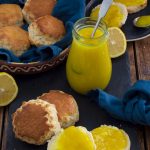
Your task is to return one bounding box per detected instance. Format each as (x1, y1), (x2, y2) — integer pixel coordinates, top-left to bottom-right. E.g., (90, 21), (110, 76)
(72, 17), (108, 46)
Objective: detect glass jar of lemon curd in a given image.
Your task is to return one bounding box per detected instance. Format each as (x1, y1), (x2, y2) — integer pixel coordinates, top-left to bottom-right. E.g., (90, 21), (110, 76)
(66, 17), (112, 94)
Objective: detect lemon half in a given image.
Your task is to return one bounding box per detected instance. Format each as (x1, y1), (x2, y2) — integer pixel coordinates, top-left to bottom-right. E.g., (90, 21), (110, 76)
(90, 2), (128, 28)
(47, 126), (96, 150)
(108, 27), (127, 58)
(0, 72), (18, 106)
(91, 125), (130, 150)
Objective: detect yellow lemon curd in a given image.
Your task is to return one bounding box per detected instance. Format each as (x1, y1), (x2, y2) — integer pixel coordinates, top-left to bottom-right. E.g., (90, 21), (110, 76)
(136, 16), (150, 27)
(90, 4), (124, 27)
(114, 0), (146, 6)
(92, 126), (129, 150)
(66, 26), (112, 94)
(49, 126), (95, 150)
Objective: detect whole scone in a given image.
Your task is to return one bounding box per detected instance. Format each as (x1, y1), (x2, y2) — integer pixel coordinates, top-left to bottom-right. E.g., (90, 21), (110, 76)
(0, 4), (23, 28)
(39, 90), (79, 128)
(12, 99), (61, 145)
(22, 0), (56, 24)
(28, 15), (66, 46)
(0, 26), (30, 56)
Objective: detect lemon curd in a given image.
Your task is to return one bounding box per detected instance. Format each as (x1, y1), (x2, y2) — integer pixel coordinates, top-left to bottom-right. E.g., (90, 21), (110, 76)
(114, 0), (145, 6)
(90, 4), (125, 27)
(66, 18), (112, 94)
(92, 126), (129, 150)
(49, 126), (95, 150)
(136, 16), (150, 27)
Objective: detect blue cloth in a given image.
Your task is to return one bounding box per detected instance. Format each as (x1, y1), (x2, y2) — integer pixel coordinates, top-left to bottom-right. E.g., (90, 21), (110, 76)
(88, 80), (150, 126)
(0, 0), (85, 63)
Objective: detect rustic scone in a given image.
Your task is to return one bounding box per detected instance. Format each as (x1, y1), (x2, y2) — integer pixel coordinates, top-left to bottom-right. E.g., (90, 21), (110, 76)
(39, 90), (79, 128)
(0, 26), (30, 56)
(0, 4), (23, 28)
(28, 15), (66, 47)
(22, 0), (56, 24)
(12, 99), (61, 145)
(114, 0), (147, 13)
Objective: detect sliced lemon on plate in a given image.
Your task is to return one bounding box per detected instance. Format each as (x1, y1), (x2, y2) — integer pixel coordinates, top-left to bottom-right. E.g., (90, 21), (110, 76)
(108, 27), (127, 58)
(91, 125), (130, 150)
(0, 72), (18, 106)
(90, 2), (128, 27)
(47, 126), (96, 150)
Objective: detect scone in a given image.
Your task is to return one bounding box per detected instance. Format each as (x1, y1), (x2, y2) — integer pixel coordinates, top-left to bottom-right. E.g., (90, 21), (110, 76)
(114, 0), (147, 13)
(28, 15), (66, 46)
(12, 99), (61, 145)
(39, 90), (79, 128)
(47, 126), (96, 150)
(91, 125), (130, 150)
(0, 4), (23, 28)
(22, 0), (56, 24)
(90, 2), (128, 28)
(0, 26), (30, 56)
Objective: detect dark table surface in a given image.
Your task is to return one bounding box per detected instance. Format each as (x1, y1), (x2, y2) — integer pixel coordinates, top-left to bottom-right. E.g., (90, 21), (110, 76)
(0, 0), (150, 150)
(0, 37), (150, 150)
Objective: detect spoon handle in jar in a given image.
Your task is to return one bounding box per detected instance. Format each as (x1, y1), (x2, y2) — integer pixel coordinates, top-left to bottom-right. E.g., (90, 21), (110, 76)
(91, 0), (113, 38)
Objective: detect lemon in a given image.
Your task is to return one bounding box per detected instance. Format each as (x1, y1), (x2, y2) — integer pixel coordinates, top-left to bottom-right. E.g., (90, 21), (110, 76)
(47, 126), (96, 150)
(90, 2), (128, 28)
(91, 125), (130, 150)
(108, 27), (127, 58)
(0, 72), (18, 106)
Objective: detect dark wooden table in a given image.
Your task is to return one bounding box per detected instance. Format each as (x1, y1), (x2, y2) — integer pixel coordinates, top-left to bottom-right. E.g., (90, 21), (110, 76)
(0, 37), (150, 149)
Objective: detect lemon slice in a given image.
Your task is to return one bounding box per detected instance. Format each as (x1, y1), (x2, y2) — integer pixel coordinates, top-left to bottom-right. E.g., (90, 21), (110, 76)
(47, 126), (96, 150)
(91, 125), (130, 150)
(90, 2), (128, 28)
(0, 72), (18, 106)
(108, 27), (127, 58)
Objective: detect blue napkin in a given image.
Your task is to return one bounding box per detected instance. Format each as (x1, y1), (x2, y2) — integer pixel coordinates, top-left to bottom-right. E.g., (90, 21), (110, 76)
(89, 80), (150, 126)
(0, 0), (85, 63)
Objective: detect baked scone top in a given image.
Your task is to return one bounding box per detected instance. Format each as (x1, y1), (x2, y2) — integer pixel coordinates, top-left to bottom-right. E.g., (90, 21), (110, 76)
(23, 0), (56, 23)
(0, 4), (23, 28)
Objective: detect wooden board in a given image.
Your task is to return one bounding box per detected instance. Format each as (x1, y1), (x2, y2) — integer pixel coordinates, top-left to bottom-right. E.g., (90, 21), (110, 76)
(134, 37), (150, 150)
(0, 108), (4, 148)
(2, 52), (140, 150)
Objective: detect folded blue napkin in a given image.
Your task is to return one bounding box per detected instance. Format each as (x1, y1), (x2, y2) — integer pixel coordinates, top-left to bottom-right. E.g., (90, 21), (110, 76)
(0, 0), (85, 63)
(89, 80), (150, 126)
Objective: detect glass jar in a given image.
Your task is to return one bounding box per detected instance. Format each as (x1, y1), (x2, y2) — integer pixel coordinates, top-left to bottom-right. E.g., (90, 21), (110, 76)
(66, 17), (112, 94)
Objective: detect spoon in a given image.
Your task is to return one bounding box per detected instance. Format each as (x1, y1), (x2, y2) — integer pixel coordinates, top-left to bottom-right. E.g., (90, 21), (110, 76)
(91, 0), (113, 38)
(133, 15), (150, 28)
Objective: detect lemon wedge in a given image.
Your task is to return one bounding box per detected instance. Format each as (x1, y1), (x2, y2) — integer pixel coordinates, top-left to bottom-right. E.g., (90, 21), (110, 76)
(108, 27), (127, 58)
(91, 125), (130, 150)
(0, 72), (18, 106)
(90, 2), (128, 28)
(47, 126), (96, 150)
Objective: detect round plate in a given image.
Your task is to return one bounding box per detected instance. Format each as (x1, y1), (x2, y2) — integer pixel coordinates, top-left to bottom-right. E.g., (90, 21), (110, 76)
(86, 0), (150, 42)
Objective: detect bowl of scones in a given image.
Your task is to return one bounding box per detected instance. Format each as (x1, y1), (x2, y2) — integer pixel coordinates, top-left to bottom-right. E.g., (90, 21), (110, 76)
(0, 0), (71, 74)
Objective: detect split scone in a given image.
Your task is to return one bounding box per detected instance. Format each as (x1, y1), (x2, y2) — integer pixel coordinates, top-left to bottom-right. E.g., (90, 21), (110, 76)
(0, 4), (23, 28)
(47, 126), (96, 150)
(39, 90), (79, 128)
(28, 15), (65, 46)
(0, 26), (30, 56)
(12, 99), (61, 145)
(22, 0), (56, 24)
(114, 0), (147, 13)
(91, 125), (130, 150)
(90, 2), (128, 28)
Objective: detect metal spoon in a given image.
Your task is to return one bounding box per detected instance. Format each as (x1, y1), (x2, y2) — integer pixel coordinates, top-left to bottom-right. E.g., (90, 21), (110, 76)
(133, 15), (150, 28)
(91, 0), (113, 38)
